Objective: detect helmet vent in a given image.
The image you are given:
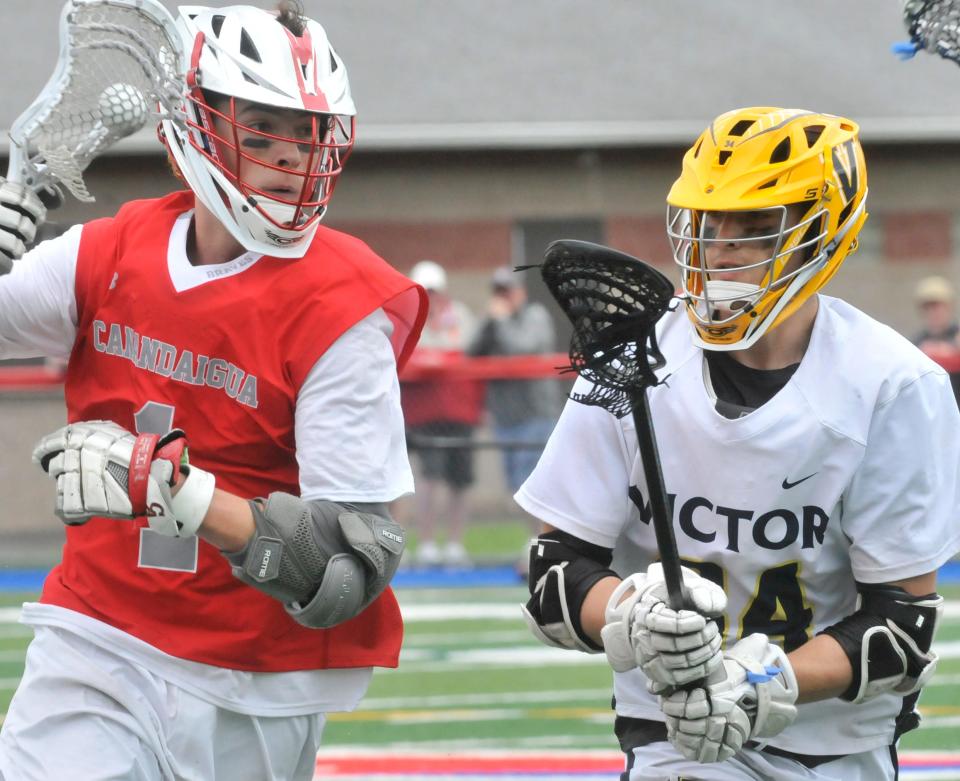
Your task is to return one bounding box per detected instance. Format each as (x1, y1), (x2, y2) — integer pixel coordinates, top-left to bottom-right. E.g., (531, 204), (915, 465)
(717, 150), (732, 165)
(758, 178), (778, 190)
(769, 137), (791, 164)
(330, 49), (338, 72)
(804, 125), (825, 147)
(728, 119), (754, 137)
(239, 28), (262, 62)
(210, 14), (225, 37)
(693, 139), (703, 158)
(838, 202), (853, 226)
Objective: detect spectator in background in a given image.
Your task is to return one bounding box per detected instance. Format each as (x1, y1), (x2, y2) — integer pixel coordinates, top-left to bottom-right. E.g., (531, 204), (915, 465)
(469, 266), (563, 535)
(913, 275), (960, 404)
(401, 260), (482, 566)
(913, 275), (960, 353)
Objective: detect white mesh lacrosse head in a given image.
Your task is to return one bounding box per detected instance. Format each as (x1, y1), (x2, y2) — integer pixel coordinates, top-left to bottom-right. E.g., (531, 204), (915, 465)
(901, 0), (960, 63)
(8, 0), (184, 202)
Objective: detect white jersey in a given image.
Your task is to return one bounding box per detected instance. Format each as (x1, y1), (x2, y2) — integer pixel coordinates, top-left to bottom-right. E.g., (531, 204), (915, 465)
(0, 218), (415, 715)
(516, 295), (960, 755)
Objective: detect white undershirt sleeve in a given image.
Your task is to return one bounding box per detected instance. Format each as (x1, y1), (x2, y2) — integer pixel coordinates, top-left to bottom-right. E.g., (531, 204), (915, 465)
(295, 307), (414, 503)
(0, 225), (82, 360)
(514, 375), (634, 548)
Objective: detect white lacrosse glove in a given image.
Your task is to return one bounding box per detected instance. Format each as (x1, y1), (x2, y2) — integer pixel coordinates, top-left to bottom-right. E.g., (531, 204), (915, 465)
(32, 420), (215, 537)
(660, 633), (799, 764)
(601, 562), (726, 687)
(0, 179), (47, 274)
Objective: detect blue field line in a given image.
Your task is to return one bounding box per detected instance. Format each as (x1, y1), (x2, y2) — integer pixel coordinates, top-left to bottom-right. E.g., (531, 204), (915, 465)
(1, 560), (959, 592)
(394, 564), (525, 589)
(0, 569), (47, 592)
(0, 565), (527, 592)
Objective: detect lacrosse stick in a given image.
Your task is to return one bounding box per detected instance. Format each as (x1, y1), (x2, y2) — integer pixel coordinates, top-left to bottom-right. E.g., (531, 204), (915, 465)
(893, 0), (960, 64)
(539, 240), (689, 610)
(8, 0), (184, 205)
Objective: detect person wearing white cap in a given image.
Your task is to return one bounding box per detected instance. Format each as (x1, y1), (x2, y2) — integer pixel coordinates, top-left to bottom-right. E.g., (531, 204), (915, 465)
(402, 260), (481, 566)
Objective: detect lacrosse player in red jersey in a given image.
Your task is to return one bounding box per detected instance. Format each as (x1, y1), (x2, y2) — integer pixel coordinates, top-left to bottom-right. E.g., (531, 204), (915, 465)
(0, 2), (426, 779)
(517, 107), (960, 780)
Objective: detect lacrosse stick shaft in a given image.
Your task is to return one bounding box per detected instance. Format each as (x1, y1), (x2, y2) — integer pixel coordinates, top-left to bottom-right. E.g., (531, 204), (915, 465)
(631, 389), (687, 611)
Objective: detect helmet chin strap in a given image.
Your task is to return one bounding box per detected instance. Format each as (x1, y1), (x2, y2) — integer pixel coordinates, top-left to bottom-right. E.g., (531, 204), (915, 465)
(702, 280), (760, 321)
(255, 197), (315, 228)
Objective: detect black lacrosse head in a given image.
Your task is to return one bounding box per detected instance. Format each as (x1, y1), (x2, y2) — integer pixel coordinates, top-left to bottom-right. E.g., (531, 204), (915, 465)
(541, 240), (676, 418)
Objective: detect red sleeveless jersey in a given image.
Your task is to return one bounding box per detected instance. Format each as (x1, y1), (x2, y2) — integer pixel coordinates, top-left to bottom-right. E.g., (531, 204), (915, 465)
(39, 191), (426, 672)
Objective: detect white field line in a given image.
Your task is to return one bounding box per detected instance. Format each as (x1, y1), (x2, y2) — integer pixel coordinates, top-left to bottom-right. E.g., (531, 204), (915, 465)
(392, 646), (609, 672)
(929, 674), (960, 687)
(360, 707), (611, 726)
(320, 734), (616, 752)
(3, 602), (960, 676)
(401, 604), (522, 621)
(921, 715), (960, 728)
(932, 640), (960, 658)
(360, 687), (610, 710)
(317, 748), (619, 757)
(396, 588), (527, 604)
(404, 629), (531, 646)
(356, 682), (960, 711)
(4, 600), (960, 625)
(338, 707), (960, 730)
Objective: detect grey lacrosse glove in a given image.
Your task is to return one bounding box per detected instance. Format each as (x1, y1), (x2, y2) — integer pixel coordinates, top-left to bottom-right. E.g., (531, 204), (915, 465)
(0, 179), (47, 273)
(226, 493), (406, 629)
(601, 563), (726, 686)
(32, 420), (215, 536)
(659, 633), (799, 764)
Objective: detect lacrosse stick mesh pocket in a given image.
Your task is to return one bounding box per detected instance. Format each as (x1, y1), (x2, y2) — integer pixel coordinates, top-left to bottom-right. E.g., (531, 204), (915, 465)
(11, 1), (183, 201)
(902, 0), (960, 62)
(539, 240), (676, 419)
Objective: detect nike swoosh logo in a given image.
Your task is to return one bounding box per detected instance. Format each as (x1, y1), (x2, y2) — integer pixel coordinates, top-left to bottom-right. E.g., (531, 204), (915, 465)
(782, 473), (817, 490)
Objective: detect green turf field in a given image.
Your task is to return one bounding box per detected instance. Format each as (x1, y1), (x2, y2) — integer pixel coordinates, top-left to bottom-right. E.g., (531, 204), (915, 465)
(2, 584), (958, 759)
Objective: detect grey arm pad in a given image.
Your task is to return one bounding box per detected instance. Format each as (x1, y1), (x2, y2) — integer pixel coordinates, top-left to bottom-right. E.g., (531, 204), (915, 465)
(223, 493), (406, 629)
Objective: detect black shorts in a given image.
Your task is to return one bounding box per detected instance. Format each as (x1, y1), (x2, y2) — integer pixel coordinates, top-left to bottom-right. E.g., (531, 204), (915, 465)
(408, 421), (475, 489)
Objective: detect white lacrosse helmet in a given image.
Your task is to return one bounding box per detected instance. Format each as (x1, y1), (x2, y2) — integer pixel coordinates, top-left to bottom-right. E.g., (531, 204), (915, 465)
(160, 4), (356, 257)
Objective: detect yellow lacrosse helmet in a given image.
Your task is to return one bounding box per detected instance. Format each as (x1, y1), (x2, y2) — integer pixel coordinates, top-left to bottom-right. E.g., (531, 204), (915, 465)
(666, 107), (868, 350)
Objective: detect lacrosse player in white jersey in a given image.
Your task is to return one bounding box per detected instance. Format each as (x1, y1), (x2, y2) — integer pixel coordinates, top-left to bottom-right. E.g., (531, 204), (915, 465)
(517, 107), (960, 780)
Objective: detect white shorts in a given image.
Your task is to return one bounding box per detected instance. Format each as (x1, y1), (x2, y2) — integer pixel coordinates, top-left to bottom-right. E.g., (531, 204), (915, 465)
(625, 740), (897, 781)
(0, 627), (325, 781)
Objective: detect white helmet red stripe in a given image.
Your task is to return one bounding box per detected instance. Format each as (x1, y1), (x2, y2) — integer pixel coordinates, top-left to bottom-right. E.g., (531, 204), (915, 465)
(284, 26), (331, 112)
(160, 4), (356, 257)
